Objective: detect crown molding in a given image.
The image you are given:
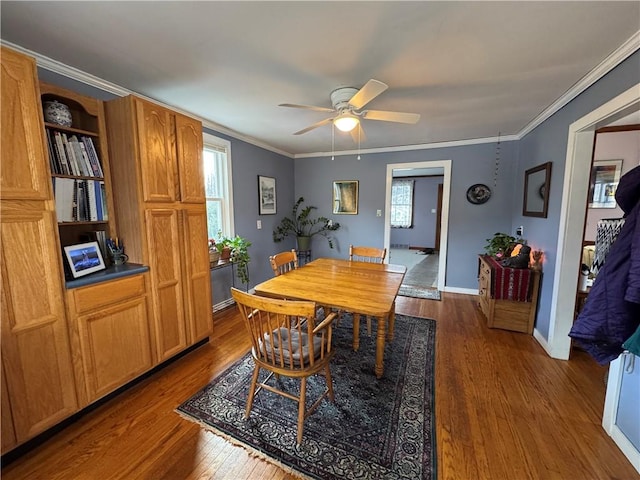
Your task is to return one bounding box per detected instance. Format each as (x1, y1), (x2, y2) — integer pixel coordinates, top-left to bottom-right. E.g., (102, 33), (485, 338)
(518, 30), (640, 138)
(294, 135), (519, 159)
(1, 40), (294, 159)
(5, 30), (637, 159)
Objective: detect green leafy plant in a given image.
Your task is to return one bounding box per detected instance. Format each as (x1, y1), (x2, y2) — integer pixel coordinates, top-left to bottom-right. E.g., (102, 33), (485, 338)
(215, 234), (252, 284)
(484, 232), (523, 258)
(273, 197), (341, 248)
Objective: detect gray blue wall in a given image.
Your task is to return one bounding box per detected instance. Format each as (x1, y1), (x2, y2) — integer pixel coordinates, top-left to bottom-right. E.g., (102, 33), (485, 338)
(294, 141), (519, 289)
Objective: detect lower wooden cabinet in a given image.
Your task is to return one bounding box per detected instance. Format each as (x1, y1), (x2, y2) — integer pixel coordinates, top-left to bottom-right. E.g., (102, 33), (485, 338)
(66, 274), (154, 405)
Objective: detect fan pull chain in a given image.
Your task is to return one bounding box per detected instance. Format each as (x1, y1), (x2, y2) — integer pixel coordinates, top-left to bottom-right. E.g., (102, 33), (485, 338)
(494, 132), (501, 187)
(357, 126), (361, 160)
(331, 124), (335, 161)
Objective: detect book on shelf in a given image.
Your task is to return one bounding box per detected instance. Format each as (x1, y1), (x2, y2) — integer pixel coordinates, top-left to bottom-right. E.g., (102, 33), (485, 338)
(76, 180), (86, 221)
(53, 131), (70, 175)
(61, 133), (80, 176)
(94, 180), (103, 221)
(86, 179), (98, 221)
(53, 177), (75, 222)
(82, 137), (104, 177)
(45, 129), (60, 174)
(69, 135), (91, 176)
(100, 182), (109, 220)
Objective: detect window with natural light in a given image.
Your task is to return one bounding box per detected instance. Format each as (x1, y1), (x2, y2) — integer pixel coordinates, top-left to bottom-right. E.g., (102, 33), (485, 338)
(390, 179), (414, 228)
(203, 133), (233, 239)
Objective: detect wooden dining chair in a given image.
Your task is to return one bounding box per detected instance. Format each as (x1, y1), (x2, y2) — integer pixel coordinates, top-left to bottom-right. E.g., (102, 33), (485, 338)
(349, 245), (387, 264)
(269, 249), (298, 276)
(231, 287), (337, 445)
(348, 245), (387, 335)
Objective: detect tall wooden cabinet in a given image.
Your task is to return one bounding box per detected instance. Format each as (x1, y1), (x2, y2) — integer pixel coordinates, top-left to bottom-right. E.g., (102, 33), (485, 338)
(1, 47), (78, 450)
(104, 96), (212, 362)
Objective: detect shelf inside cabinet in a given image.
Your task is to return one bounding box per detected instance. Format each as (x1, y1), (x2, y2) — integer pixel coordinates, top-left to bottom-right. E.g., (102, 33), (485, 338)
(44, 121), (100, 137)
(40, 81), (115, 260)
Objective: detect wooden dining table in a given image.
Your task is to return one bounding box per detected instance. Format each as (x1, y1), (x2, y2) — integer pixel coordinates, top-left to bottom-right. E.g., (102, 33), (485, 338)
(253, 258), (406, 378)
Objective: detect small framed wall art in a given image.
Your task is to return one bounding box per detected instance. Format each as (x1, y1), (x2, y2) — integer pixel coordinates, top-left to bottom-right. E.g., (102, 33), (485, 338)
(588, 159), (622, 209)
(258, 175), (276, 214)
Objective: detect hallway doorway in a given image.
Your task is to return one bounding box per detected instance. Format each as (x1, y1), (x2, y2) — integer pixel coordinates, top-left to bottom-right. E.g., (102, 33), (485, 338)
(384, 160), (451, 293)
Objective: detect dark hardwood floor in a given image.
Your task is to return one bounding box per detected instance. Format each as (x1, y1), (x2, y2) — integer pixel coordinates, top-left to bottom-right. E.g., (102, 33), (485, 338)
(2, 293), (638, 479)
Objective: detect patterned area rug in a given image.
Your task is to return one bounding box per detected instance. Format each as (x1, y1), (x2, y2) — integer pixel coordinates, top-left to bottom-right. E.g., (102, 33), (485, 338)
(398, 285), (441, 300)
(177, 314), (436, 480)
(399, 254), (441, 301)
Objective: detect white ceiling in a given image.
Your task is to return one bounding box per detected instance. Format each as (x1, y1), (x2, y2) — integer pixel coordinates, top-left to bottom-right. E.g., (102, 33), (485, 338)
(1, 2), (639, 157)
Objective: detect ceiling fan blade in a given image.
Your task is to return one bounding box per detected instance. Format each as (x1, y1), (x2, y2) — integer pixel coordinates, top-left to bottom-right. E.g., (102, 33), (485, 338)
(350, 124), (367, 144)
(293, 117), (334, 135)
(362, 109), (420, 124)
(279, 103), (335, 113)
(348, 79), (388, 110)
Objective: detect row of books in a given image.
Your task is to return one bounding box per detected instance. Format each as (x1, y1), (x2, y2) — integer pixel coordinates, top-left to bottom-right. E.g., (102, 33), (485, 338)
(46, 128), (104, 178)
(53, 178), (109, 223)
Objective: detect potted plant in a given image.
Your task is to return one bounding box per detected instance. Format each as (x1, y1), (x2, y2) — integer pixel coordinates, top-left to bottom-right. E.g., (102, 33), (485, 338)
(208, 238), (221, 264)
(273, 197), (341, 250)
(484, 232), (524, 258)
(215, 234), (252, 284)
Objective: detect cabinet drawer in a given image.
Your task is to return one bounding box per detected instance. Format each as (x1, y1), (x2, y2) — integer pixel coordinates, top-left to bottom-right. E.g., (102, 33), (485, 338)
(71, 275), (146, 314)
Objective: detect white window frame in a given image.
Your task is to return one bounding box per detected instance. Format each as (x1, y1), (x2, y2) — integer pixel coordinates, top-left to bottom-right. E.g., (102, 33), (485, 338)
(203, 132), (234, 238)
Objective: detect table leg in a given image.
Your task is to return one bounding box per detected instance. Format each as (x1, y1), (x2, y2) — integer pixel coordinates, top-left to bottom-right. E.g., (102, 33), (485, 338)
(375, 315), (386, 378)
(387, 301), (396, 342)
(352, 314), (361, 351)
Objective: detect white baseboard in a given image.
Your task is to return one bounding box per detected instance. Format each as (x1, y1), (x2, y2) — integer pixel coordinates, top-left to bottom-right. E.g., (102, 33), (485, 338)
(213, 298), (235, 313)
(533, 328), (553, 356)
(443, 286), (478, 295)
(610, 424), (640, 474)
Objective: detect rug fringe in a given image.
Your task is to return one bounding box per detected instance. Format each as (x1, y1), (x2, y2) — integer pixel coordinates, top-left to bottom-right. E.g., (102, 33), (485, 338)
(175, 409), (313, 480)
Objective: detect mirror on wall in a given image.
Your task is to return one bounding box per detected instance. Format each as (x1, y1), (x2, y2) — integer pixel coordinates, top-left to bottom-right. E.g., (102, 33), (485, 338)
(523, 162), (552, 218)
(332, 180), (359, 214)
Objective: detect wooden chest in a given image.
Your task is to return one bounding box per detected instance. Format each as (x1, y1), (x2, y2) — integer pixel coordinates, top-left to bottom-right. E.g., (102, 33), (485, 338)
(477, 255), (541, 334)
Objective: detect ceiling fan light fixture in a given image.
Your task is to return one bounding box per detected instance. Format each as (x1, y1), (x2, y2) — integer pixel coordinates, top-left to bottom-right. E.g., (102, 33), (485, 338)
(334, 113), (359, 132)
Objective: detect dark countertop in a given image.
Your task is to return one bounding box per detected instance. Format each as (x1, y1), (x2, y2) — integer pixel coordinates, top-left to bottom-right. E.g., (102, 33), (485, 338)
(66, 263), (149, 289)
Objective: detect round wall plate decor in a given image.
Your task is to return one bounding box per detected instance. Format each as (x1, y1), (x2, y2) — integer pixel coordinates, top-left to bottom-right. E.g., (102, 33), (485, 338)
(466, 184), (492, 204)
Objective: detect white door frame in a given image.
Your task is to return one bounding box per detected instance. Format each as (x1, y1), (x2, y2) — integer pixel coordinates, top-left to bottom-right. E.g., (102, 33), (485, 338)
(384, 160), (452, 291)
(543, 83), (640, 360)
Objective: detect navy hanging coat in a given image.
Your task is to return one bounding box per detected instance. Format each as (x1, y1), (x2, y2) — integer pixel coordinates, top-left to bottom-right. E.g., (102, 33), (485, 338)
(569, 165), (640, 364)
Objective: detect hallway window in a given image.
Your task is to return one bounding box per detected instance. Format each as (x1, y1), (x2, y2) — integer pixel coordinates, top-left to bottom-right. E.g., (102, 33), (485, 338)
(391, 179), (414, 228)
(203, 133), (234, 239)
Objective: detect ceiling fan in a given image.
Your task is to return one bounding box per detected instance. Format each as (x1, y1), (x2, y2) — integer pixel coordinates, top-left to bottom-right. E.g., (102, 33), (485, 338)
(279, 79), (420, 142)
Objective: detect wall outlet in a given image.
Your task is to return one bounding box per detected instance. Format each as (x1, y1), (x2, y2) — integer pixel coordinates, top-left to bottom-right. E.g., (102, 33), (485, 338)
(376, 209), (382, 217)
(257, 220), (262, 230)
(516, 226), (523, 236)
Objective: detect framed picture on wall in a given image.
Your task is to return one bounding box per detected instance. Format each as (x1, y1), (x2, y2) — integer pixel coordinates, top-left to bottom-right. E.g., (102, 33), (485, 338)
(333, 180), (359, 214)
(588, 159), (623, 208)
(258, 175), (276, 214)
